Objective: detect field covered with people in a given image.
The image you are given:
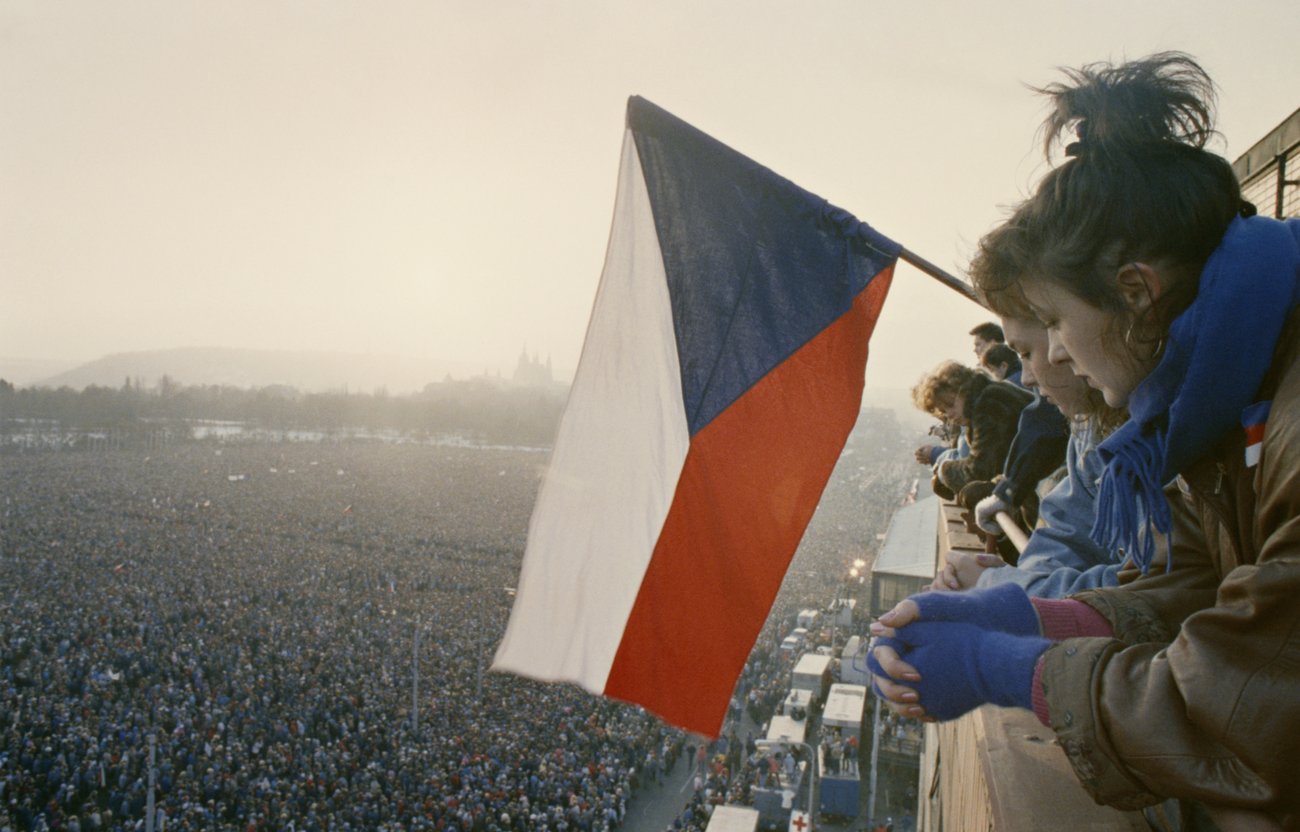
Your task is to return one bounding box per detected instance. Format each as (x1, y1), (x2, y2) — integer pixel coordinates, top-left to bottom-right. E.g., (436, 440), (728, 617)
(1, 410), (913, 832)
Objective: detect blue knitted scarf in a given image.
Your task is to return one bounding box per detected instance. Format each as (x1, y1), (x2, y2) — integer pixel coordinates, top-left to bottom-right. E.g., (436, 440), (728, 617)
(1091, 216), (1300, 573)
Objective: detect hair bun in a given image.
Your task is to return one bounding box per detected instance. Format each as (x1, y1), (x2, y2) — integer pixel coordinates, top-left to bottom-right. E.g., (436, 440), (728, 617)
(1037, 52), (1217, 160)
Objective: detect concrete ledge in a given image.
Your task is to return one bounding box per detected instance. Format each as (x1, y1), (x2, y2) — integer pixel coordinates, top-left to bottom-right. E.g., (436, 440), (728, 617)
(918, 500), (1148, 831)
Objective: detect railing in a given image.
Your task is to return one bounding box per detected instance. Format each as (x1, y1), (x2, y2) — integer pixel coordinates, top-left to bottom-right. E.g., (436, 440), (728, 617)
(916, 500), (1149, 832)
(877, 734), (922, 758)
(1232, 107), (1300, 220)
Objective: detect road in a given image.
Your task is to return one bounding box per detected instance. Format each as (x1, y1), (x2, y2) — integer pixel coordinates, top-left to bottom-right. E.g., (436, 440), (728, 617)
(621, 753), (700, 832)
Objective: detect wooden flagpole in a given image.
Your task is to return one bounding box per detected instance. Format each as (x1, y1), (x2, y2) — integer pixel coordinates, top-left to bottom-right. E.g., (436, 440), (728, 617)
(898, 247), (983, 306)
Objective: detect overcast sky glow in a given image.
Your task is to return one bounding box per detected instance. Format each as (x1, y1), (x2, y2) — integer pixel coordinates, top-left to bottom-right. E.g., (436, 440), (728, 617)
(3, 1), (1297, 390)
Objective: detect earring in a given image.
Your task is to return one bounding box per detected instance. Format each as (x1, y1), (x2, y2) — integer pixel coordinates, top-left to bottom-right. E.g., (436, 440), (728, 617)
(1125, 323), (1165, 360)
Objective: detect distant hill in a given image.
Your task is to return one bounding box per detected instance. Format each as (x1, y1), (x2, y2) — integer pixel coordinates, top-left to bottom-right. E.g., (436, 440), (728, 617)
(0, 357), (83, 387)
(30, 347), (488, 394)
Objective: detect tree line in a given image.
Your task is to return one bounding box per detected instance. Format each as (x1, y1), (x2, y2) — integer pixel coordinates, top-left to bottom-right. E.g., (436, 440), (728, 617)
(0, 376), (567, 446)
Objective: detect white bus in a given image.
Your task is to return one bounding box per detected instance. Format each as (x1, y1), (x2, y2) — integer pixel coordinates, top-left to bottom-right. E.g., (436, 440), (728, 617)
(705, 805), (760, 832)
(822, 683), (868, 743)
(838, 635), (871, 685)
(764, 713), (807, 746)
(820, 683), (868, 818)
(790, 652), (832, 704)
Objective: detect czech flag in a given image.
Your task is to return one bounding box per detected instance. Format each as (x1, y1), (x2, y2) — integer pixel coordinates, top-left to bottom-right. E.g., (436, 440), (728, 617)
(492, 97), (898, 737)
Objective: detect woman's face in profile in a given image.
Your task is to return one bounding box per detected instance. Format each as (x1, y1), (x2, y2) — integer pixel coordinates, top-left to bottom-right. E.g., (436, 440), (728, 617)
(1001, 316), (1092, 417)
(1020, 282), (1154, 409)
(936, 393), (969, 427)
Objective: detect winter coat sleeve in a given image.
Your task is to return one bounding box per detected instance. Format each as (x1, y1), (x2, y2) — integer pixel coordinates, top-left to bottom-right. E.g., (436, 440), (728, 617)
(977, 426), (1126, 598)
(1038, 427), (1300, 819)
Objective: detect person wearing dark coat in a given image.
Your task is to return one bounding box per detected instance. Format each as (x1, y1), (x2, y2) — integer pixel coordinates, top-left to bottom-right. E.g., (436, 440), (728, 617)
(990, 395), (1070, 528)
(911, 361), (1032, 501)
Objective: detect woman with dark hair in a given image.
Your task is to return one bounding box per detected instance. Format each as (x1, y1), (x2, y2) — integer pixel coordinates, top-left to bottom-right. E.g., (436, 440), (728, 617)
(870, 53), (1300, 827)
(938, 309), (1126, 597)
(979, 342), (1021, 382)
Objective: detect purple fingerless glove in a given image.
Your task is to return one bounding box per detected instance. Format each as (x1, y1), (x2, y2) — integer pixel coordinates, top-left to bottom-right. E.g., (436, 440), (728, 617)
(906, 582), (1040, 636)
(878, 621), (1049, 721)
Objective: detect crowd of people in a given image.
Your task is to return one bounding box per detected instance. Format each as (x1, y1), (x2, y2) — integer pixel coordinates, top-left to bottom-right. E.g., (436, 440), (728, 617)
(2, 400), (917, 832)
(1, 443), (679, 831)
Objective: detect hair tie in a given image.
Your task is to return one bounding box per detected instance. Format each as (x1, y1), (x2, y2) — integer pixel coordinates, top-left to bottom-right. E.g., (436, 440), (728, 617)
(1064, 119), (1089, 158)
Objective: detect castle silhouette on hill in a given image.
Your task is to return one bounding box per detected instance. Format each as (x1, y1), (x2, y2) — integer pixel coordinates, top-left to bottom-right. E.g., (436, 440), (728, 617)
(512, 348), (554, 387)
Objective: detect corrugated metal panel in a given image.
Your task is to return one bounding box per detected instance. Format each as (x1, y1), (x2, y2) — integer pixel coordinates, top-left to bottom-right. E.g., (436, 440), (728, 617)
(873, 495), (940, 578)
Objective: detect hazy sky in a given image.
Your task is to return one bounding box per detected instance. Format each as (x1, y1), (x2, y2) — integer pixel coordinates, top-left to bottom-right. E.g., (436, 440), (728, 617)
(3, 1), (1297, 390)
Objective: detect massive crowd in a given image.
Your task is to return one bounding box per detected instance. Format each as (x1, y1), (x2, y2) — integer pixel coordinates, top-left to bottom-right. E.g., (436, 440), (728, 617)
(1, 411), (915, 832)
(2, 443), (669, 831)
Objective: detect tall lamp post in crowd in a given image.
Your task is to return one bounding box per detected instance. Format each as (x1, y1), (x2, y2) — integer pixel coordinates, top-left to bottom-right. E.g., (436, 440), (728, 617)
(867, 695), (882, 826)
(832, 558), (867, 653)
(851, 558), (867, 606)
(413, 616), (422, 733)
(146, 733), (157, 832)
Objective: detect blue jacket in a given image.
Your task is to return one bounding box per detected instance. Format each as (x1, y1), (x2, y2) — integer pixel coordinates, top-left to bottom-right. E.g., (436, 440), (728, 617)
(992, 394), (1069, 509)
(977, 419), (1123, 598)
(930, 428), (969, 466)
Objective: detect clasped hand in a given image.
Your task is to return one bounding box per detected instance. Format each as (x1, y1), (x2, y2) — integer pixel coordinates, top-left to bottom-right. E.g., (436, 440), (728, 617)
(867, 583), (1049, 721)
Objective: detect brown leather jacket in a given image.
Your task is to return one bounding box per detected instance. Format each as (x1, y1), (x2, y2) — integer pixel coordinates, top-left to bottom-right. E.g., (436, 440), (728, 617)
(1037, 315), (1300, 827)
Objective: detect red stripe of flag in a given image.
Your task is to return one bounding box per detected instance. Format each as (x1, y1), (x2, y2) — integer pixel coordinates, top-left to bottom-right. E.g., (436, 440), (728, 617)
(604, 267), (893, 736)
(1244, 422), (1267, 446)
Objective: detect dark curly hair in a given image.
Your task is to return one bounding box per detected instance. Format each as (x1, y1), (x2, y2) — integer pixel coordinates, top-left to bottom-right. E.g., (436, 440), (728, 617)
(910, 360), (981, 419)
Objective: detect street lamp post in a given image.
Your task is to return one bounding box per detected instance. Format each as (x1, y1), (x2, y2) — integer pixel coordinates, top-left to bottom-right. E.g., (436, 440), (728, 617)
(412, 617), (421, 733)
(146, 733), (157, 832)
(867, 695), (882, 825)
